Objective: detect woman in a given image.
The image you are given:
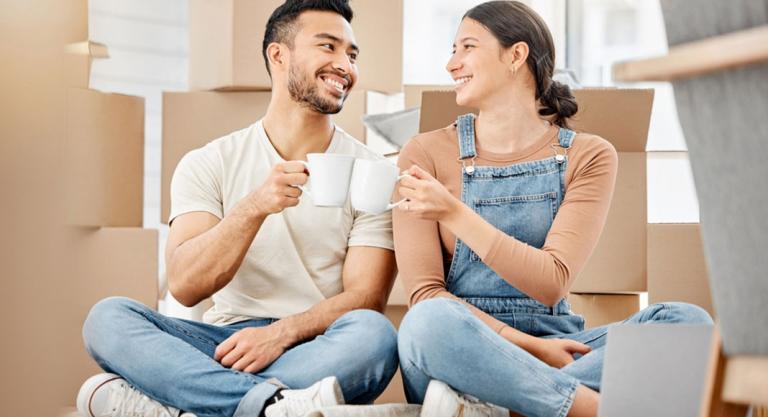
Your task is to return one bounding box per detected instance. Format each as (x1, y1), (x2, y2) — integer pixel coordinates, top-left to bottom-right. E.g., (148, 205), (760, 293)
(394, 2), (712, 417)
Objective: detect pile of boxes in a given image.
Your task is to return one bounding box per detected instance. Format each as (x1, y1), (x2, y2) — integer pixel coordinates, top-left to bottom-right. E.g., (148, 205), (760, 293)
(58, 39), (159, 409)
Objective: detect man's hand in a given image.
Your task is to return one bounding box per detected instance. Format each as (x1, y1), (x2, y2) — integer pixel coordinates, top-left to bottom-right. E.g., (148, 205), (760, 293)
(249, 161), (308, 216)
(214, 324), (293, 373)
(528, 337), (591, 368)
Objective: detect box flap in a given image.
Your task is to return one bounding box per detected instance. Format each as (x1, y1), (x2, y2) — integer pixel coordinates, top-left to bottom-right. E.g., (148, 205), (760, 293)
(569, 88), (654, 152)
(418, 90), (473, 133)
(65, 40), (109, 59)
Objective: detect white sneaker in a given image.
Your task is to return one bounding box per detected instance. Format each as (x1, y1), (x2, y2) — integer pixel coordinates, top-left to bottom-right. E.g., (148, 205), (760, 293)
(264, 376), (345, 417)
(420, 380), (507, 417)
(76, 373), (195, 417)
(305, 404), (422, 417)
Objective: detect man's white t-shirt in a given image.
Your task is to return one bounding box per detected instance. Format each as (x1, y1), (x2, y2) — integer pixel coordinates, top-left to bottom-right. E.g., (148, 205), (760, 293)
(169, 120), (394, 325)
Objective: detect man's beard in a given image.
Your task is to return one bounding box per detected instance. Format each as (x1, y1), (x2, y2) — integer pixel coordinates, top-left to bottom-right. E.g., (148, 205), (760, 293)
(287, 63), (345, 115)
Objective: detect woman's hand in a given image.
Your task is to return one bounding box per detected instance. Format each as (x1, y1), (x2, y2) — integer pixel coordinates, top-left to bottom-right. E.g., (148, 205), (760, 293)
(528, 337), (592, 368)
(397, 165), (462, 222)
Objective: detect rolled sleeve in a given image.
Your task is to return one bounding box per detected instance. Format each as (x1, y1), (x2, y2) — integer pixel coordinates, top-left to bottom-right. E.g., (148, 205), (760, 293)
(168, 147), (224, 224)
(348, 209), (394, 251)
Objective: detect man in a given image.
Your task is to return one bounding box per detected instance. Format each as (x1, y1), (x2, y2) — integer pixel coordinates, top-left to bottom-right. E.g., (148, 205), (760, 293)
(76, 1), (398, 416)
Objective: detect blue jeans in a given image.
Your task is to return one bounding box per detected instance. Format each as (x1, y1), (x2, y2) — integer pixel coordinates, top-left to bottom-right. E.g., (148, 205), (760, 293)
(397, 298), (713, 417)
(82, 297), (398, 417)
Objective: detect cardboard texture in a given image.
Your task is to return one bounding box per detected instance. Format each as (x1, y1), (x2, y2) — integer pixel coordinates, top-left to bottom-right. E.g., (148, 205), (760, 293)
(573, 151), (647, 293)
(65, 40), (109, 88)
(648, 223), (715, 316)
(418, 88), (654, 293)
(598, 325), (714, 417)
(65, 88), (145, 227)
(349, 0), (403, 93)
(403, 85), (452, 109)
(376, 305), (407, 404)
(567, 293), (641, 329)
(188, 0), (402, 93)
(188, 0), (274, 91)
(56, 227), (159, 409)
(1, 2), (89, 415)
(161, 90), (367, 223)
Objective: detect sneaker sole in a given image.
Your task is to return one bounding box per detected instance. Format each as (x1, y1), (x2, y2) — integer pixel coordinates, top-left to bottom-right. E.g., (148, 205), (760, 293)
(318, 376), (345, 406)
(421, 380), (464, 417)
(76, 373), (123, 417)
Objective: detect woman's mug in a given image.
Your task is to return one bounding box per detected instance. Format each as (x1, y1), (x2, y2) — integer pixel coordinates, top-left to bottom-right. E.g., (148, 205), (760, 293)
(349, 159), (409, 214)
(297, 153), (356, 207)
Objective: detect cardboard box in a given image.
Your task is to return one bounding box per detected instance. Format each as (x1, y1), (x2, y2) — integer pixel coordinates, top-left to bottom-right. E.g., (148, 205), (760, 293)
(1, 2), (89, 415)
(349, 0), (403, 93)
(403, 85), (452, 109)
(418, 88), (655, 293)
(65, 41), (109, 88)
(161, 90), (366, 223)
(418, 90), (475, 133)
(567, 293), (641, 329)
(648, 223), (715, 316)
(188, 0), (402, 92)
(65, 88), (144, 227)
(56, 227), (159, 409)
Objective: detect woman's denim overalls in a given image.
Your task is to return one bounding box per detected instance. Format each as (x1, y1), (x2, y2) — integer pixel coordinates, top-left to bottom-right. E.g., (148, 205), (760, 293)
(446, 113), (583, 337)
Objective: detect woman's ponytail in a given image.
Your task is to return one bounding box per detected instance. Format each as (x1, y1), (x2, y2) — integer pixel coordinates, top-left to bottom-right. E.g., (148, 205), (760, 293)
(538, 80), (578, 128)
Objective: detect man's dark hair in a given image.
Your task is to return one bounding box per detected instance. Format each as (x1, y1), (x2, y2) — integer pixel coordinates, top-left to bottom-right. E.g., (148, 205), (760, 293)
(262, 0), (354, 77)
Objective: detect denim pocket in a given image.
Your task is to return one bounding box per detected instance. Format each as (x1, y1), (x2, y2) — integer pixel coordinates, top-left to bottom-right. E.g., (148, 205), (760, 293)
(469, 191), (558, 262)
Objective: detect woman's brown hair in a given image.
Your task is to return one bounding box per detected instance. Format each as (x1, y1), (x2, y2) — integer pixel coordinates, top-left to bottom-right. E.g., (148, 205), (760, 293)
(464, 1), (577, 127)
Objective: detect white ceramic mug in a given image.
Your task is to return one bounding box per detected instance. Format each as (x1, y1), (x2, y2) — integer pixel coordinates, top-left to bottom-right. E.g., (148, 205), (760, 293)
(349, 159), (409, 214)
(298, 153), (356, 207)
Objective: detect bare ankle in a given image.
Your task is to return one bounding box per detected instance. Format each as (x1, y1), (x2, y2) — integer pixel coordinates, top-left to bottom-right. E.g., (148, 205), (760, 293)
(566, 385), (599, 417)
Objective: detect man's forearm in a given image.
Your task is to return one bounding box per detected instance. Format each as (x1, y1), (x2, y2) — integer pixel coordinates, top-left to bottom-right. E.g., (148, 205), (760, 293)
(274, 289), (385, 346)
(168, 198), (267, 306)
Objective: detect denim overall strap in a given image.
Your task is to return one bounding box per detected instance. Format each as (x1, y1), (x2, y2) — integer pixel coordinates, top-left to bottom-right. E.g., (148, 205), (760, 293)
(558, 127), (576, 149)
(456, 114), (479, 175)
(555, 127), (576, 199)
(456, 113), (478, 159)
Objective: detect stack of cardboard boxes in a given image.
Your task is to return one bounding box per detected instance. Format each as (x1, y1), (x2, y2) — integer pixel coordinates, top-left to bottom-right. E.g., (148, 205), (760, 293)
(58, 40), (159, 410)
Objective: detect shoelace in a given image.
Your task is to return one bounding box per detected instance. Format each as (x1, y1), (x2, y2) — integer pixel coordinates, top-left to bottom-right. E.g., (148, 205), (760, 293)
(107, 381), (178, 417)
